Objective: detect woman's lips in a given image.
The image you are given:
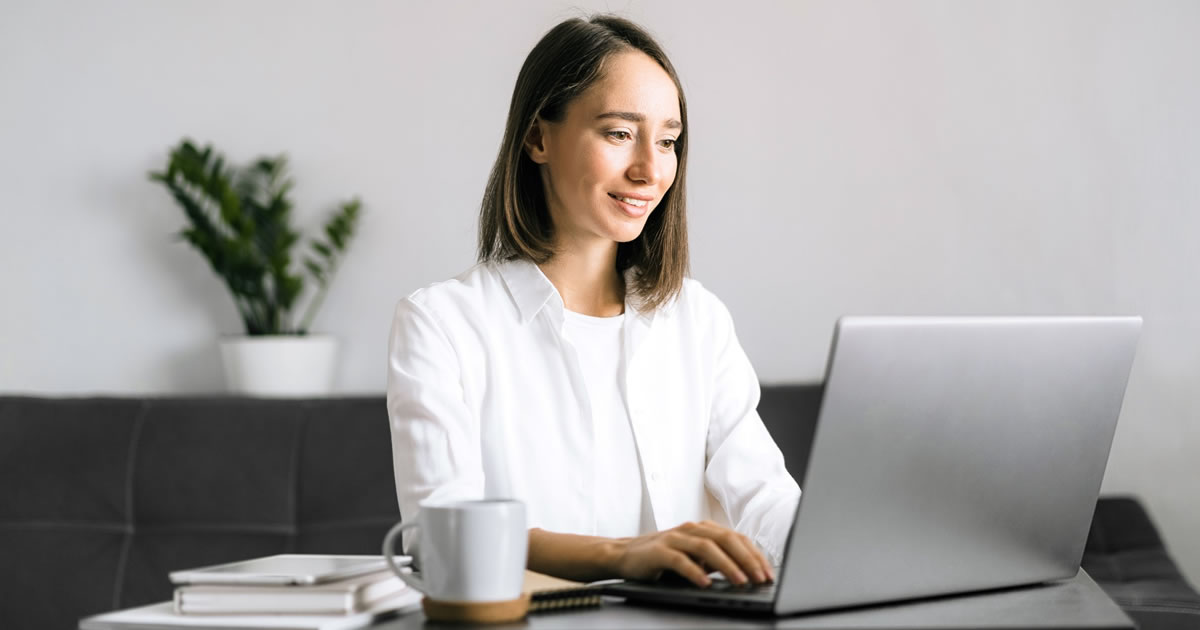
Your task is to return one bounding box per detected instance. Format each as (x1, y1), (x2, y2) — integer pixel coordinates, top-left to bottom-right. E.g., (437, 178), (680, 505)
(610, 194), (649, 218)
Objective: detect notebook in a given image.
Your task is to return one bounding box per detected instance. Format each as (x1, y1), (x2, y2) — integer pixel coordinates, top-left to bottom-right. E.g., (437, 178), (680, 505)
(523, 570), (617, 611)
(173, 570), (404, 615)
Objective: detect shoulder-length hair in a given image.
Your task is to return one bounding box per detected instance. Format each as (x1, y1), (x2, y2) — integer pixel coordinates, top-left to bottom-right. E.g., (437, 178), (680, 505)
(477, 14), (689, 312)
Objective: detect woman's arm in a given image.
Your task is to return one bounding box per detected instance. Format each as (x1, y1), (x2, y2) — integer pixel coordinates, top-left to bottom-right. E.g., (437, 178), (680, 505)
(527, 529), (622, 583)
(702, 292), (802, 565)
(387, 297), (485, 553)
(529, 521), (773, 587)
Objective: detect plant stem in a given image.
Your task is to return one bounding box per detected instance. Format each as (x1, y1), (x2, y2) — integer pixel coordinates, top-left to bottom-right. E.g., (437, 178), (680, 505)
(297, 283), (329, 335)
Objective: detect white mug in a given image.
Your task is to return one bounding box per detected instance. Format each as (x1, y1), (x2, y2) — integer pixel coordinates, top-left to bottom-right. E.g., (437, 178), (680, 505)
(382, 499), (527, 603)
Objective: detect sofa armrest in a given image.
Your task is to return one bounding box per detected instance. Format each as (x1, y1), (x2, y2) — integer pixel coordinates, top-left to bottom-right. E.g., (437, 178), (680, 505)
(1083, 496), (1200, 629)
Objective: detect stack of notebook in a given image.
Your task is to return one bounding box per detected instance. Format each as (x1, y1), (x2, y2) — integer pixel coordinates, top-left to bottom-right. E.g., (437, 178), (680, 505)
(169, 555), (416, 616)
(173, 568), (407, 615)
(80, 555), (423, 630)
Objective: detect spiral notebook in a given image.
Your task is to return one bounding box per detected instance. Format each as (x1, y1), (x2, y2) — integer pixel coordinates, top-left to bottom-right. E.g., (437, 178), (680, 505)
(523, 571), (617, 612)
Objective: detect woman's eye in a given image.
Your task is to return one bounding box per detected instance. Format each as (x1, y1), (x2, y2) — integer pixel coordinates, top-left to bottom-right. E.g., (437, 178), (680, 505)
(606, 131), (676, 150)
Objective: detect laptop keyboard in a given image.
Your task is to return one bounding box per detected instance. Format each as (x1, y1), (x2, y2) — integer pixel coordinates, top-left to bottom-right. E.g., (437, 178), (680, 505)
(652, 573), (776, 598)
(703, 577), (776, 595)
(605, 571), (778, 607)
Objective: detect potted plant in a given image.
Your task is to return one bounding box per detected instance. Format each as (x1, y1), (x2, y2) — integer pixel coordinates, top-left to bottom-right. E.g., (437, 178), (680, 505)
(149, 139), (362, 396)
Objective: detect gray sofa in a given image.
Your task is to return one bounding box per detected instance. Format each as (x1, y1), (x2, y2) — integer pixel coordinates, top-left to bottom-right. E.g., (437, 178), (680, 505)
(1, 386), (1197, 629)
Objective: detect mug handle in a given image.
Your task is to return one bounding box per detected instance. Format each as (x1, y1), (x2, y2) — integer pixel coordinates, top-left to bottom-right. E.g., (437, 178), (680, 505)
(382, 521), (427, 593)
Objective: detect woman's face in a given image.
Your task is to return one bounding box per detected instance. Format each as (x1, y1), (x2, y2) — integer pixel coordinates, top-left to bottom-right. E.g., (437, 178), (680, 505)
(525, 50), (682, 250)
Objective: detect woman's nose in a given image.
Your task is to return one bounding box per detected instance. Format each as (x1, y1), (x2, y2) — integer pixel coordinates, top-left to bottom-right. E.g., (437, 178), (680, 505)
(626, 141), (662, 185)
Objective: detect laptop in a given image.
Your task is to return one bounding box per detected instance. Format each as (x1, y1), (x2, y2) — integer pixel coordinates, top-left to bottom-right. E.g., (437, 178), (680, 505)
(605, 316), (1141, 616)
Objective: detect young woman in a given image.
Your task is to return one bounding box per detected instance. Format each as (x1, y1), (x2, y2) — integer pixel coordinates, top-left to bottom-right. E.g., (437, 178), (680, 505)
(387, 14), (799, 589)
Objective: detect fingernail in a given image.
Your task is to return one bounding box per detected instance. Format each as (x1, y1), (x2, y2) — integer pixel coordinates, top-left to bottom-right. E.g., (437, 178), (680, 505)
(735, 571), (748, 585)
(755, 569), (766, 583)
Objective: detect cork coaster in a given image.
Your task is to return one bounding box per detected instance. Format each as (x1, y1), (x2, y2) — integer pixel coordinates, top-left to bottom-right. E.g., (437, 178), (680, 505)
(421, 592), (532, 624)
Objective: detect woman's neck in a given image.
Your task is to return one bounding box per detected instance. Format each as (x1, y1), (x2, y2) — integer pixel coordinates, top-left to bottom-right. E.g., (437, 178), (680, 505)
(538, 243), (625, 317)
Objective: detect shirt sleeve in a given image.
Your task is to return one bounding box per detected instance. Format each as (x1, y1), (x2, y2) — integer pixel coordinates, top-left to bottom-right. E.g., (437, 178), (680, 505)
(386, 296), (485, 553)
(702, 295), (801, 565)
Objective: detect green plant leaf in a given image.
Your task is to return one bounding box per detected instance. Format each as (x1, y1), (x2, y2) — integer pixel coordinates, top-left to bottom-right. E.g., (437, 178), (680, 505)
(151, 139), (362, 335)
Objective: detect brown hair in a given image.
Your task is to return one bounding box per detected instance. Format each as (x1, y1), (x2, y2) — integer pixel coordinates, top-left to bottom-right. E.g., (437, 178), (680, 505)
(477, 14), (689, 312)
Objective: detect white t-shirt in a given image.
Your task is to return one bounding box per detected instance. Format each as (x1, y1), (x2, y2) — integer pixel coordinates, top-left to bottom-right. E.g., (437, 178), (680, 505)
(562, 308), (654, 538)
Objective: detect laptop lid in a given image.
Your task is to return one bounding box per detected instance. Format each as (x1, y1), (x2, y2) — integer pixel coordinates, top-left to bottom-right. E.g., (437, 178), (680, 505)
(774, 316), (1141, 615)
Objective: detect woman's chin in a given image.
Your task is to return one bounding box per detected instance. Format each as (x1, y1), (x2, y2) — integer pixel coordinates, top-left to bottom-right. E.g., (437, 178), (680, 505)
(607, 214), (650, 243)
(610, 226), (647, 244)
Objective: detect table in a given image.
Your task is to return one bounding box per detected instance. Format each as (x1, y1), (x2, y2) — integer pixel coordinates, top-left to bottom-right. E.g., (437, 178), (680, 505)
(377, 571), (1133, 630)
(79, 571), (1133, 630)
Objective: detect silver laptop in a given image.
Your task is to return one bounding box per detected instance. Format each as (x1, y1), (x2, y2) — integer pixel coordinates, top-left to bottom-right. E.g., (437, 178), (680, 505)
(606, 316), (1141, 616)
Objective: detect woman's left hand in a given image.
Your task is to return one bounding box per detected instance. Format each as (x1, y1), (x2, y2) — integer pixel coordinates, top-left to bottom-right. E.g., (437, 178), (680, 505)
(607, 520), (774, 588)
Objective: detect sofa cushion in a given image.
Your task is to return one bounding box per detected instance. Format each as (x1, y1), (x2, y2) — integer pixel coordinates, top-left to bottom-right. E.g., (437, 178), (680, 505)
(755, 383), (822, 484)
(1082, 496), (1200, 628)
(0, 396), (399, 630)
(0, 398), (139, 629)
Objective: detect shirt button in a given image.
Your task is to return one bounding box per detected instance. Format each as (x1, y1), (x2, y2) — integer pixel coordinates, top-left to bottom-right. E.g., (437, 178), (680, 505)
(650, 472), (660, 483)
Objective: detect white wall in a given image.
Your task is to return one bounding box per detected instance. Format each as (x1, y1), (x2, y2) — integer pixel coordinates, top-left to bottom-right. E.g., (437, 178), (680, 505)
(2, 0), (1198, 584)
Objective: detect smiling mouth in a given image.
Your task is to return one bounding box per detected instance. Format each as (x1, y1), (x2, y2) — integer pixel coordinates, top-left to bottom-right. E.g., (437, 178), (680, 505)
(609, 193), (650, 208)
(609, 193), (650, 218)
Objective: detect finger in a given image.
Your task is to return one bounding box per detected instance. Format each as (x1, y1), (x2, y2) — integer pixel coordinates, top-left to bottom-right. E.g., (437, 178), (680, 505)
(680, 522), (770, 584)
(694, 523), (768, 584)
(675, 535), (748, 585)
(659, 548), (712, 588)
(737, 532), (774, 583)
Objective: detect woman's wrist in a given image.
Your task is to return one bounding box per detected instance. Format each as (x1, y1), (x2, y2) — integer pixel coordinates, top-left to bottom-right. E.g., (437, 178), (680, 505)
(528, 528), (630, 582)
(595, 536), (629, 576)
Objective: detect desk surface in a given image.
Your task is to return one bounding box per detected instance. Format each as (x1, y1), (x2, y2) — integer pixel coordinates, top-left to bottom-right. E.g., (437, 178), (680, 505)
(375, 571), (1133, 630)
(79, 571), (1133, 630)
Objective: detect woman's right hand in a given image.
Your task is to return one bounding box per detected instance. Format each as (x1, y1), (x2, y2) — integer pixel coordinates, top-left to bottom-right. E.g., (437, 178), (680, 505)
(609, 520), (774, 588)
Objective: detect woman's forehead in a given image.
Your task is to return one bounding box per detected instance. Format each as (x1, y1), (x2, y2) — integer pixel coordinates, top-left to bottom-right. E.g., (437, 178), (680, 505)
(575, 56), (681, 125)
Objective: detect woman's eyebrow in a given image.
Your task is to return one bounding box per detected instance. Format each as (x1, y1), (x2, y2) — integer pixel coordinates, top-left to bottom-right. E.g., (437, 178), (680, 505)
(595, 111), (682, 130)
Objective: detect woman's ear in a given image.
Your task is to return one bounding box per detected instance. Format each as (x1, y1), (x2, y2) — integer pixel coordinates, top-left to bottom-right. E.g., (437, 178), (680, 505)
(524, 117), (550, 165)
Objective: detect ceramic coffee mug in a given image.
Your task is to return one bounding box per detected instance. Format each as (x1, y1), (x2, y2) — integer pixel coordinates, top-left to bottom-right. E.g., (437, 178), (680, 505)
(382, 499), (527, 603)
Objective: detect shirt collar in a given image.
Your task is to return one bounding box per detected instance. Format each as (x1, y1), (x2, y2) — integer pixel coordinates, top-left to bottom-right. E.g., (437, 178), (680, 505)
(496, 258), (655, 325)
(496, 258), (559, 324)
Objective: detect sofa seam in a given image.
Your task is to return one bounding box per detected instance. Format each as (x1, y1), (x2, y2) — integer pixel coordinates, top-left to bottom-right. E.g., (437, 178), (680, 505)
(287, 403), (308, 552)
(0, 521), (131, 531)
(118, 522), (300, 533)
(302, 517), (398, 530)
(111, 399), (148, 610)
(0, 520), (398, 533)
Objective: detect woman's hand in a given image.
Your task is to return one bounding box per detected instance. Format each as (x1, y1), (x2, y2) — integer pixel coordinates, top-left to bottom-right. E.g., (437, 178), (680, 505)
(610, 520), (774, 588)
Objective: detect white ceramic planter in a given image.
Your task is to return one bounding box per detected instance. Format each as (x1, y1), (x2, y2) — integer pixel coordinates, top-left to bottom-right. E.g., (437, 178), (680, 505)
(218, 335), (338, 397)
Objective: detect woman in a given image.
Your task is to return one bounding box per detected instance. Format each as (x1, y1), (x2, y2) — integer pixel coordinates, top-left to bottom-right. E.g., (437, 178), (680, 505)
(387, 14), (799, 589)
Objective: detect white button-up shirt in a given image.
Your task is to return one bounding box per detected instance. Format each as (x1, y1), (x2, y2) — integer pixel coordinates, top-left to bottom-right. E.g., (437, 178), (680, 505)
(386, 259), (801, 562)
